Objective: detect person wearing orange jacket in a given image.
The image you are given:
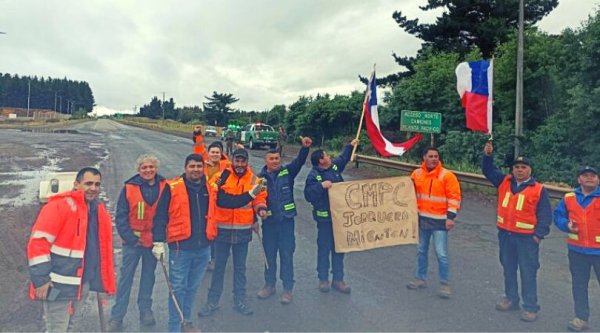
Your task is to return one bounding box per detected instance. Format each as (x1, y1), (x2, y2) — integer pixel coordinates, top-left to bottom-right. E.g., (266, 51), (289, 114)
(482, 141), (551, 323)
(192, 125), (205, 156)
(198, 148), (268, 317)
(27, 167), (116, 332)
(204, 141), (231, 271)
(108, 154), (168, 331)
(152, 154), (217, 332)
(406, 147), (461, 299)
(554, 166), (600, 331)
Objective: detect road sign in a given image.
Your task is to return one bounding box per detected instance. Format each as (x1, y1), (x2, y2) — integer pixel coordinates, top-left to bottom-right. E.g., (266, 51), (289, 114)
(400, 110), (442, 134)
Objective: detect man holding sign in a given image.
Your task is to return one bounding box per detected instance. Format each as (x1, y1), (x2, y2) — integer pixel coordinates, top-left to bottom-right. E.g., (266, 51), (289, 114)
(304, 139), (359, 294)
(406, 147), (461, 299)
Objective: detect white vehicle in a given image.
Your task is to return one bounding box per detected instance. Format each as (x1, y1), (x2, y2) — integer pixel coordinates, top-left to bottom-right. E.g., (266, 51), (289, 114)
(204, 125), (217, 137)
(38, 171), (77, 203)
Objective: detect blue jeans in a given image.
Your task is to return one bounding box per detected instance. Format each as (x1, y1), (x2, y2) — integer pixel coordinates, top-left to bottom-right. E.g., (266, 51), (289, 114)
(207, 241), (249, 304)
(568, 250), (600, 321)
(110, 244), (157, 321)
(262, 218), (296, 290)
(498, 230), (540, 312)
(416, 227), (449, 283)
(316, 221), (345, 282)
(167, 246), (210, 332)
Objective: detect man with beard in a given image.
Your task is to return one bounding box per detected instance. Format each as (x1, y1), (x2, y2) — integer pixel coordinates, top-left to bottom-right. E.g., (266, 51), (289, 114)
(198, 148), (267, 316)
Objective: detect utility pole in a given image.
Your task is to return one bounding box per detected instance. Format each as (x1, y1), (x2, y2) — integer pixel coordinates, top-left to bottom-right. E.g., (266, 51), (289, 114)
(27, 80), (31, 118)
(514, 0), (524, 158)
(54, 92), (58, 111)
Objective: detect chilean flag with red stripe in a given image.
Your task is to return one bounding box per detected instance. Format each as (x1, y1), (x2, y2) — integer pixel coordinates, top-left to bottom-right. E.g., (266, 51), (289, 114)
(455, 60), (493, 133)
(364, 71), (422, 157)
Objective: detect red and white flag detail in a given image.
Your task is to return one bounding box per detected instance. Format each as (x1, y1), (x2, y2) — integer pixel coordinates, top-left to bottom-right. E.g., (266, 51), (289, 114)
(364, 71), (423, 157)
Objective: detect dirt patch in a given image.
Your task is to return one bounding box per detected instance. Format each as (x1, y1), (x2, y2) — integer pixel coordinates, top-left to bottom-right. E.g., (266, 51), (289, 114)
(0, 129), (106, 331)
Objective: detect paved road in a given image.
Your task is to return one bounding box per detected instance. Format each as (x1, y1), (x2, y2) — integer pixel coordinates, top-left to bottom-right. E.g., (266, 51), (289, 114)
(1, 119), (598, 332)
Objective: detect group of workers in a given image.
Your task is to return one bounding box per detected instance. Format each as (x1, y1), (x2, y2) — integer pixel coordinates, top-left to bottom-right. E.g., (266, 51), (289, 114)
(26, 130), (599, 332)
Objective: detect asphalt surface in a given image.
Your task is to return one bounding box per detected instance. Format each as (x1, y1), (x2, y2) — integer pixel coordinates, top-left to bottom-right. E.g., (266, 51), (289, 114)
(0, 119), (598, 332)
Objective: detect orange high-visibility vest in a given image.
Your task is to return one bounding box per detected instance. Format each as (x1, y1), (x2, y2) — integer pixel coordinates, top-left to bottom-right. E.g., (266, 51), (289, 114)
(411, 162), (461, 220)
(27, 190), (116, 300)
(125, 181), (166, 247)
(213, 167), (267, 229)
(496, 176), (542, 234)
(564, 193), (600, 248)
(166, 177), (217, 243)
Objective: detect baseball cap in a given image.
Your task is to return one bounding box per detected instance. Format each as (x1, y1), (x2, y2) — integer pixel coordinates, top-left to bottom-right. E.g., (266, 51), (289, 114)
(511, 156), (531, 167)
(232, 148), (248, 160)
(578, 166), (598, 176)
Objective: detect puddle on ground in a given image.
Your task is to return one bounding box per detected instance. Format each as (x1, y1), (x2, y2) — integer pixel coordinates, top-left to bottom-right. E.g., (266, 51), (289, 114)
(18, 128), (80, 134)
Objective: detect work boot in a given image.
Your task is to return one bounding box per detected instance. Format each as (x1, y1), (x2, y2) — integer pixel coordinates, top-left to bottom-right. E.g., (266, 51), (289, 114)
(568, 317), (590, 331)
(234, 300), (254, 315)
(107, 319), (123, 332)
(197, 302), (219, 317)
(438, 283), (451, 299)
(140, 310), (156, 326)
(256, 286), (276, 299)
(332, 280), (351, 294)
(280, 290), (293, 304)
(495, 296), (519, 311)
(406, 279), (427, 290)
(318, 280), (330, 293)
(206, 260), (215, 272)
(520, 310), (538, 322)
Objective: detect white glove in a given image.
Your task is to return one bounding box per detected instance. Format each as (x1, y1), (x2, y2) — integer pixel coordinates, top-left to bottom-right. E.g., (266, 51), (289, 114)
(152, 242), (165, 261)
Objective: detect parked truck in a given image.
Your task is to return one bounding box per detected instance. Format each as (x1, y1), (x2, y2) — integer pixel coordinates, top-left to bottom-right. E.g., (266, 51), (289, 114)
(240, 123), (278, 149)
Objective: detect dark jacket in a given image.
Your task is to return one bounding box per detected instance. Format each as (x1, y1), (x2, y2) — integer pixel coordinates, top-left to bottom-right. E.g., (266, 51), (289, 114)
(259, 146), (309, 222)
(304, 144), (353, 223)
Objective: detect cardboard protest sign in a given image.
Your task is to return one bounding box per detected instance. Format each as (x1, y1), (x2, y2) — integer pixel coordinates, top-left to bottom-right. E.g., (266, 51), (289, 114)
(329, 176), (418, 253)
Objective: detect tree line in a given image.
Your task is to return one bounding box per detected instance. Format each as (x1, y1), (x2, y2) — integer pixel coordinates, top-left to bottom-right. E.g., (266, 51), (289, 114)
(136, 1), (597, 185)
(0, 73), (95, 114)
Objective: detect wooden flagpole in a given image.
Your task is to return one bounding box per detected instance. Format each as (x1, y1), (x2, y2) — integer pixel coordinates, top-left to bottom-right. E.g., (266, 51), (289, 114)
(351, 64), (375, 161)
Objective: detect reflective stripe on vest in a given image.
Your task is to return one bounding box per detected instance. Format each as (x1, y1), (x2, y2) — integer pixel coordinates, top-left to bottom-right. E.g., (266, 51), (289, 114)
(284, 203), (295, 211)
(516, 194), (526, 211)
(50, 272), (81, 285)
(515, 221), (535, 230)
(30, 230), (56, 243)
(501, 192), (526, 211)
(51, 244), (84, 258)
(137, 201), (145, 220)
(29, 254), (50, 266)
(501, 193), (510, 207)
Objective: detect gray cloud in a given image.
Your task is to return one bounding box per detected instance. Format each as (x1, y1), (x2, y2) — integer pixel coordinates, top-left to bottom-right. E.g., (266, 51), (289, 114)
(1, 0), (597, 114)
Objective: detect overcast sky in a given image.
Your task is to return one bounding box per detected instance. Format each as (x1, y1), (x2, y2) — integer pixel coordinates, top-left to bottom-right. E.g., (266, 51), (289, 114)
(0, 0), (598, 115)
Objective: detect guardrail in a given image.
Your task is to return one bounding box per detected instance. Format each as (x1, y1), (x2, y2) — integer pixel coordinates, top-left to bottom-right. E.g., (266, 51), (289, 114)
(354, 154), (571, 200)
